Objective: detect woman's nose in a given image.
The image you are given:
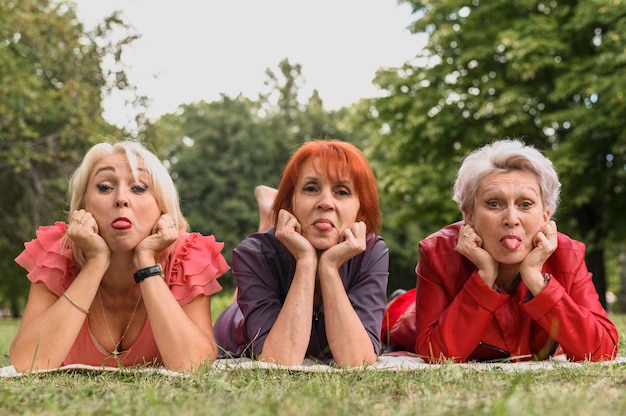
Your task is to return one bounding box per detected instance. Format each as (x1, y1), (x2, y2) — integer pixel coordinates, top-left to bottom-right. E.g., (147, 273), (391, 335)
(115, 189), (130, 207)
(316, 188), (334, 209)
(502, 208), (520, 227)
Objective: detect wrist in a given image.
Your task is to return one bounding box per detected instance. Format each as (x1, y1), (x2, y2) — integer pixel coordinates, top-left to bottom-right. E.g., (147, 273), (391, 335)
(521, 269), (546, 295)
(133, 263), (164, 284)
(317, 255), (343, 273)
(133, 252), (157, 270)
(477, 269), (497, 286)
(84, 255), (110, 271)
(295, 250), (318, 264)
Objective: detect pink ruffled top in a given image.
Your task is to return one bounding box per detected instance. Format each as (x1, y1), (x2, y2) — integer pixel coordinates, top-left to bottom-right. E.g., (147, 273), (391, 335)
(15, 222), (230, 368)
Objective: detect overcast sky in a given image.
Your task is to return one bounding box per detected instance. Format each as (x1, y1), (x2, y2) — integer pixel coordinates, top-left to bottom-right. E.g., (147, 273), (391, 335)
(72, 0), (425, 128)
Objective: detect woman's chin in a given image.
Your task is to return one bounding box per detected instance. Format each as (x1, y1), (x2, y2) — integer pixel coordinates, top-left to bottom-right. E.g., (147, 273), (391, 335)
(493, 251), (528, 266)
(308, 237), (339, 252)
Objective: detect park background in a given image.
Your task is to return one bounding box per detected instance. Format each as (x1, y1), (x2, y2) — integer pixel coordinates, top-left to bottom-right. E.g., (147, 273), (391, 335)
(2, 0), (626, 318)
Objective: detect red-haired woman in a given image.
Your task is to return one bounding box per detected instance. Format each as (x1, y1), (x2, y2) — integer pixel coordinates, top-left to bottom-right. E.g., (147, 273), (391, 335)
(215, 139), (389, 368)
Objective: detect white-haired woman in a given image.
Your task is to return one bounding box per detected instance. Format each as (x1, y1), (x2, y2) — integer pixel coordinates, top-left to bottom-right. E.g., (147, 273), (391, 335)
(382, 139), (618, 362)
(10, 141), (229, 372)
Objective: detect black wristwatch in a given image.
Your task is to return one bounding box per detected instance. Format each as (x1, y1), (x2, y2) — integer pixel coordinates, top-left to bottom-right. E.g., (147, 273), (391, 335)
(134, 264), (164, 284)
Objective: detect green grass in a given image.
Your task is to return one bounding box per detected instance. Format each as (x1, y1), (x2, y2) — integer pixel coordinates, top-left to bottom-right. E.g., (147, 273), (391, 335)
(1, 293), (626, 415)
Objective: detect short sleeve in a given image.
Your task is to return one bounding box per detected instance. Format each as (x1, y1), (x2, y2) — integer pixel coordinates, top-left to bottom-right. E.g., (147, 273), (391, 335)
(164, 232), (230, 305)
(345, 235), (389, 355)
(14, 222), (76, 296)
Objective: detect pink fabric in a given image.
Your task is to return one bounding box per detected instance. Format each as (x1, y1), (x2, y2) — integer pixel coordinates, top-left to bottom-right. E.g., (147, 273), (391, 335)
(15, 222), (230, 367)
(15, 223), (75, 295)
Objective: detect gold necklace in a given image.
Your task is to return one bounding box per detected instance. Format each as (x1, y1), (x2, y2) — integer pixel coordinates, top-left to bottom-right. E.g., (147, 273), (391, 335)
(98, 288), (142, 357)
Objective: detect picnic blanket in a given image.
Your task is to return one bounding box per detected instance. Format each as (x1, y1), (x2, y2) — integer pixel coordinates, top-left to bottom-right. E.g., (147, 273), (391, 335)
(3, 355), (625, 377)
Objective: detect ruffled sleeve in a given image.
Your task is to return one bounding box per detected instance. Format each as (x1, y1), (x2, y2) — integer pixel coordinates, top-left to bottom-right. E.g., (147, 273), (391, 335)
(14, 222), (77, 297)
(164, 232), (230, 305)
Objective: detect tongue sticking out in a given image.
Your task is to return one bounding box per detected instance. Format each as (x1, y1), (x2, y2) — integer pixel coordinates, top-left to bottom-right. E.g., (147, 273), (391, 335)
(500, 237), (521, 250)
(112, 220), (131, 230)
(314, 222), (333, 232)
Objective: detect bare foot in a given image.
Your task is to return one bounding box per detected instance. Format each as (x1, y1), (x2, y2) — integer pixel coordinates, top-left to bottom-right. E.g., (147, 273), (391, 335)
(255, 185), (277, 232)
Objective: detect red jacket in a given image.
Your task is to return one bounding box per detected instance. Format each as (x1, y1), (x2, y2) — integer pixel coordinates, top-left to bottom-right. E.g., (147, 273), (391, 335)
(382, 222), (619, 362)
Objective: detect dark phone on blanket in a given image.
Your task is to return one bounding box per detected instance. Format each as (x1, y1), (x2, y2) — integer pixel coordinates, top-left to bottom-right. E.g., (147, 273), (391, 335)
(468, 342), (511, 362)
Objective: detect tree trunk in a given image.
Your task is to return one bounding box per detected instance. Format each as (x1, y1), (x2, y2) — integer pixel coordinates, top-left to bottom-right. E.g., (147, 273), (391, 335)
(620, 243), (626, 313)
(586, 247), (607, 310)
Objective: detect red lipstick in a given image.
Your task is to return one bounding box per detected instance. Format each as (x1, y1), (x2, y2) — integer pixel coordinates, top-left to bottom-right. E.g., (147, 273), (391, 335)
(111, 217), (132, 230)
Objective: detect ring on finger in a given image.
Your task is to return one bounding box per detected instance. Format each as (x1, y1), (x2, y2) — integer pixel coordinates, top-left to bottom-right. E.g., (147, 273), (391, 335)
(74, 217), (84, 225)
(463, 233), (470, 238)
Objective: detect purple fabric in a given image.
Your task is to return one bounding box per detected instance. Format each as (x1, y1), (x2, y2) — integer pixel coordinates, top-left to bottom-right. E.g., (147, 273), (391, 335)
(215, 229), (389, 361)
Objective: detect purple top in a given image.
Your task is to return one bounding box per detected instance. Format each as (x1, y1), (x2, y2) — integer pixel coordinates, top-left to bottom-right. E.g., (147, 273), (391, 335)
(215, 228), (389, 361)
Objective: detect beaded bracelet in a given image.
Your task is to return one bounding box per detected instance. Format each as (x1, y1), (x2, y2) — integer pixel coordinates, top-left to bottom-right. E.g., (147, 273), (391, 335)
(62, 292), (89, 315)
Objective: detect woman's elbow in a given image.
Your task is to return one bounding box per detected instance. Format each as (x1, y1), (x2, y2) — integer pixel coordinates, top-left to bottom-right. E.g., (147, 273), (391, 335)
(163, 343), (218, 373)
(10, 350), (62, 373)
(335, 350), (378, 369)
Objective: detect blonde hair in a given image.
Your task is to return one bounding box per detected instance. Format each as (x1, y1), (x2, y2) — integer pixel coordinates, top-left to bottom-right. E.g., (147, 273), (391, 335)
(453, 139), (561, 216)
(66, 141), (188, 267)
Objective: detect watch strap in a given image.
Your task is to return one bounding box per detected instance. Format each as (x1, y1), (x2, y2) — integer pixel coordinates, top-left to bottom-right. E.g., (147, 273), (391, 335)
(134, 264), (164, 284)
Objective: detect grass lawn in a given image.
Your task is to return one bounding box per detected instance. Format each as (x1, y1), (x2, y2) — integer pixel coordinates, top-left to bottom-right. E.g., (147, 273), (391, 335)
(1, 292), (625, 415)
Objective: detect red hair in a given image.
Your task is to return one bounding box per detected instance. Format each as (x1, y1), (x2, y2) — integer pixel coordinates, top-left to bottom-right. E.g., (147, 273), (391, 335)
(272, 139), (381, 234)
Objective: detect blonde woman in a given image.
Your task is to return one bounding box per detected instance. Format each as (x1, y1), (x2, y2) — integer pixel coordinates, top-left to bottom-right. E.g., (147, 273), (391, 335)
(11, 141), (229, 372)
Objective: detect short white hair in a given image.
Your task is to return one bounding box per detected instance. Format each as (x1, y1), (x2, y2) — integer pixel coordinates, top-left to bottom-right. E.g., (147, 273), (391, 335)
(453, 139), (561, 216)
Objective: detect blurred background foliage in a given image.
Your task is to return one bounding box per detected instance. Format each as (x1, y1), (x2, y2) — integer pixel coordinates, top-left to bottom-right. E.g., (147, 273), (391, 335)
(2, 0), (625, 315)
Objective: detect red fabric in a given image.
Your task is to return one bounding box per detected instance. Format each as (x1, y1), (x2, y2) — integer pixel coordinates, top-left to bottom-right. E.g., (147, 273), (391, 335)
(381, 289), (417, 351)
(15, 222), (229, 367)
(384, 221), (619, 362)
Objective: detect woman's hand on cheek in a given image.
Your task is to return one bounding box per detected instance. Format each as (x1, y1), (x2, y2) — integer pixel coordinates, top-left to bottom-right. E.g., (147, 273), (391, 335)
(275, 209), (315, 261)
(67, 209), (110, 263)
(456, 225), (498, 284)
(521, 220), (558, 274)
(134, 214), (179, 267)
(321, 221), (367, 269)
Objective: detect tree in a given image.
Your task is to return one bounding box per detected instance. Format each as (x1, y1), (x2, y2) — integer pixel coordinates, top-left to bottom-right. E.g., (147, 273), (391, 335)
(258, 58), (346, 151)
(365, 0), (626, 307)
(160, 95), (274, 281)
(0, 0), (144, 313)
(154, 60), (351, 289)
